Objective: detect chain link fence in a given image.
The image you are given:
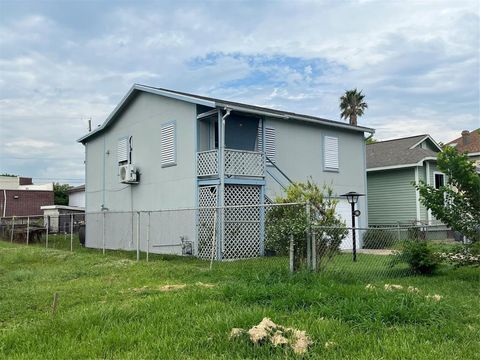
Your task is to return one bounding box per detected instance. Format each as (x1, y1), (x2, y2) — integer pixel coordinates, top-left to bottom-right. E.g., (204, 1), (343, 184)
(0, 204), (461, 280)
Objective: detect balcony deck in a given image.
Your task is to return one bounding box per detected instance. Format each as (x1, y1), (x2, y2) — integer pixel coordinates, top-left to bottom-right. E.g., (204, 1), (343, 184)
(197, 149), (265, 178)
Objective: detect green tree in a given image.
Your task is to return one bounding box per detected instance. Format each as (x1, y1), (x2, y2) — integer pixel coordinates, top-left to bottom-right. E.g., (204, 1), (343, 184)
(366, 137), (377, 145)
(266, 180), (348, 270)
(54, 183), (71, 206)
(415, 147), (480, 242)
(340, 89), (368, 126)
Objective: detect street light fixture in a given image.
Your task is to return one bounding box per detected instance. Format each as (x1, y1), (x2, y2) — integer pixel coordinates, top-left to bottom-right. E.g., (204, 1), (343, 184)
(341, 191), (365, 262)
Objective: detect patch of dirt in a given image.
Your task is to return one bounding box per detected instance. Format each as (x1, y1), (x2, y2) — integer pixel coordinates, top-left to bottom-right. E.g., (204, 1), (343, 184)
(129, 284), (187, 293)
(195, 282), (216, 288)
(159, 284), (187, 292)
(230, 317), (312, 355)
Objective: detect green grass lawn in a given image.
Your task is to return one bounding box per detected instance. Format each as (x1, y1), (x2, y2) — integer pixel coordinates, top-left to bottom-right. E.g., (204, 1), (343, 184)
(0, 241), (479, 359)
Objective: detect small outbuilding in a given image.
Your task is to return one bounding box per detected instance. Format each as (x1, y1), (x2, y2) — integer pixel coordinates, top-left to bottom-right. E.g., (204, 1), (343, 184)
(40, 205), (85, 233)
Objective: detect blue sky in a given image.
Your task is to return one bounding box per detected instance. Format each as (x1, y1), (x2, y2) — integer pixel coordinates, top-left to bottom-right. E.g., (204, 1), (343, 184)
(0, 0), (479, 185)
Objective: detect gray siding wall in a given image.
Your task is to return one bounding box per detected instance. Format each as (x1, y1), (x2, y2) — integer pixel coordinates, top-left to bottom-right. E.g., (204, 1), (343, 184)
(264, 117), (368, 227)
(84, 92), (198, 213)
(367, 168), (417, 224)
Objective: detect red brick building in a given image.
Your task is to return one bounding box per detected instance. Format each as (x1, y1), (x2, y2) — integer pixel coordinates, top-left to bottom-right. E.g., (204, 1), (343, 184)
(0, 176), (54, 217)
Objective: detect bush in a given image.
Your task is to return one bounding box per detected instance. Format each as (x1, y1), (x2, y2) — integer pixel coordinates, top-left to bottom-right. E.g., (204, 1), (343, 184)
(437, 242), (480, 268)
(390, 239), (440, 274)
(363, 229), (396, 249)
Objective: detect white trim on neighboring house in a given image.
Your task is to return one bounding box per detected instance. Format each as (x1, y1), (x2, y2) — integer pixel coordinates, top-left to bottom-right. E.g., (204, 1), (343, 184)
(426, 161), (431, 224)
(409, 135), (443, 152)
(367, 157), (438, 172)
(467, 152), (480, 157)
(415, 167), (420, 221)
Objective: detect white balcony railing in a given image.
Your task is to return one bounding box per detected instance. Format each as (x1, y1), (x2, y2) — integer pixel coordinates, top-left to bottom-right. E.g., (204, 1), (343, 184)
(197, 149), (264, 177)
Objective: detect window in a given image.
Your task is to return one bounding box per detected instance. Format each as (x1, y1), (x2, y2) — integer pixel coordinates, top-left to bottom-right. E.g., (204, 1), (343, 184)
(257, 125), (276, 164)
(161, 121), (176, 167)
(117, 136), (131, 164)
(324, 136), (339, 171)
(434, 173), (445, 189)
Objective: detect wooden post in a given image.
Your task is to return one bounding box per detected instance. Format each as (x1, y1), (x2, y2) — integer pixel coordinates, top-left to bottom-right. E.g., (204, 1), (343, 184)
(51, 292), (59, 316)
(10, 216), (15, 242)
(70, 214), (74, 252)
(289, 234), (294, 273)
(26, 216), (30, 245)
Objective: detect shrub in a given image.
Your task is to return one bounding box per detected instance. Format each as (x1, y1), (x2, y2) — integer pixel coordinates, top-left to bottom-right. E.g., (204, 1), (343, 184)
(265, 180), (348, 270)
(437, 242), (480, 267)
(390, 239), (440, 274)
(363, 229), (396, 249)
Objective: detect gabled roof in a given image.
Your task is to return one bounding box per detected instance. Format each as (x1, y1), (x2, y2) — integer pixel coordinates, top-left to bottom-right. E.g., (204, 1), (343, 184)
(367, 134), (440, 171)
(78, 84), (374, 143)
(446, 129), (480, 155)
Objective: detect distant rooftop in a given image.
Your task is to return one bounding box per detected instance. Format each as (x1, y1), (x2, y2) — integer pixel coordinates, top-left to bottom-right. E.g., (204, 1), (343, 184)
(367, 134), (441, 170)
(446, 129), (480, 154)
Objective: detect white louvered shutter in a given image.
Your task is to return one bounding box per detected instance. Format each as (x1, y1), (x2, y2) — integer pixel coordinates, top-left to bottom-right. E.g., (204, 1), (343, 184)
(324, 136), (339, 171)
(265, 127), (276, 163)
(161, 122), (176, 166)
(117, 137), (129, 164)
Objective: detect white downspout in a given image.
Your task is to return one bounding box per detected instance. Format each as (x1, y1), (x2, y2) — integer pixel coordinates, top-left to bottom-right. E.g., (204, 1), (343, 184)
(3, 190), (6, 217)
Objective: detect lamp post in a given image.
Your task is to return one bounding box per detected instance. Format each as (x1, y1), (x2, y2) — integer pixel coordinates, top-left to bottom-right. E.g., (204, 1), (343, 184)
(341, 191), (365, 262)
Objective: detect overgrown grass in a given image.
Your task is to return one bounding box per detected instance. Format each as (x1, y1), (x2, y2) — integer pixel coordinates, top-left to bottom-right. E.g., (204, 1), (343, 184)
(0, 241), (479, 359)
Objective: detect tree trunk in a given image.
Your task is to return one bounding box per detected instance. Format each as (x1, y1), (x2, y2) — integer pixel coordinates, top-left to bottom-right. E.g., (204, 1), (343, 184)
(350, 114), (357, 126)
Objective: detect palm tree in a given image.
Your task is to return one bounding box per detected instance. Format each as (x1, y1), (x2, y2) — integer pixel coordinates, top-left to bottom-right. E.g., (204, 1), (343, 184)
(339, 89), (368, 126)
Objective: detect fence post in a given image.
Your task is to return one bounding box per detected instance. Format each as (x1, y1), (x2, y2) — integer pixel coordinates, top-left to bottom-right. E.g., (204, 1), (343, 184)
(397, 222), (401, 241)
(102, 211), (106, 255)
(305, 202), (311, 270)
(26, 216), (30, 245)
(45, 216), (49, 248)
(10, 216), (15, 242)
(70, 214), (74, 252)
(136, 211), (140, 261)
(289, 234), (294, 273)
(311, 232), (317, 272)
(146, 211), (150, 262)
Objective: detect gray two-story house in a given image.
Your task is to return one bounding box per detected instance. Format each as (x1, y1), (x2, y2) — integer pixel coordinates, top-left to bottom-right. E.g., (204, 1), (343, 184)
(78, 84), (374, 259)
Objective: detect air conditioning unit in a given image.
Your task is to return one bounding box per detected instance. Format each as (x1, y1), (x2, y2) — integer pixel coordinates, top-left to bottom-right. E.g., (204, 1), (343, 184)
(119, 164), (138, 184)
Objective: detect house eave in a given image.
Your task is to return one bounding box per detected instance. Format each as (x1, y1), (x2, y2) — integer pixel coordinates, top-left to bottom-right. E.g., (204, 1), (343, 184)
(216, 102), (375, 134)
(367, 157), (437, 172)
(409, 135), (443, 152)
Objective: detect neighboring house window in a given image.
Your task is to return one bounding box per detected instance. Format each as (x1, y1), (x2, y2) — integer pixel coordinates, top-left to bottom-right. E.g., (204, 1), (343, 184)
(257, 125), (276, 164)
(161, 122), (176, 167)
(117, 136), (131, 164)
(324, 136), (339, 171)
(434, 173), (445, 189)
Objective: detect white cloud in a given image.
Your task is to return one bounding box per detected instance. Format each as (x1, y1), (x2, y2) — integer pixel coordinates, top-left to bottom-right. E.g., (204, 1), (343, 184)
(0, 0), (478, 183)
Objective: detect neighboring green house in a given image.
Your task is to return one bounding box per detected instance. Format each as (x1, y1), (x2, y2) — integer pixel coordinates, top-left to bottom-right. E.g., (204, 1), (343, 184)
(366, 134), (444, 225)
